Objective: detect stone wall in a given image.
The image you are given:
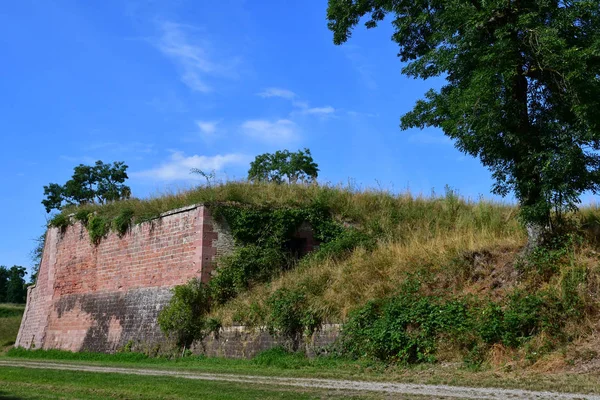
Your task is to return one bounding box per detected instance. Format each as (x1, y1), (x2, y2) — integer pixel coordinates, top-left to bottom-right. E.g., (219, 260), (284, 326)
(16, 204), (226, 352)
(16, 203), (324, 355)
(195, 324), (341, 359)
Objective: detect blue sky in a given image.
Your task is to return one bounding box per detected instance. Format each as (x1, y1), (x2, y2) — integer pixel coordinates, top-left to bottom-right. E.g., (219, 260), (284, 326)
(1, 0), (514, 275)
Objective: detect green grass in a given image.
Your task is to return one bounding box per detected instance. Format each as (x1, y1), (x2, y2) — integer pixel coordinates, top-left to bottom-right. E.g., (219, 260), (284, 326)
(0, 367), (381, 400)
(5, 348), (600, 395)
(0, 304), (24, 348)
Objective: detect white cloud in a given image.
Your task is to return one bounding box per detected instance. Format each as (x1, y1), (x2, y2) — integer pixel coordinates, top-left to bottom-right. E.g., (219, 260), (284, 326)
(156, 21), (239, 93)
(408, 133), (452, 145)
(257, 87), (296, 99)
(196, 120), (219, 135)
(241, 119), (298, 145)
(302, 106), (335, 115)
(132, 151), (249, 181)
(258, 87), (336, 118)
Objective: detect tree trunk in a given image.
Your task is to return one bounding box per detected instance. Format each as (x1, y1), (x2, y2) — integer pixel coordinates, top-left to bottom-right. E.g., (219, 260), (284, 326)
(525, 221), (546, 253)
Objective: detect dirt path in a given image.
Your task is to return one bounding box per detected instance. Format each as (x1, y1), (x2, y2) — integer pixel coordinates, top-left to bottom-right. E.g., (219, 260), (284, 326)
(0, 360), (598, 400)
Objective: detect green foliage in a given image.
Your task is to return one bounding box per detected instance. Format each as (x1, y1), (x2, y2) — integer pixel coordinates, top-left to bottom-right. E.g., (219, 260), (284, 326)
(42, 160), (131, 213)
(112, 208), (135, 236)
(87, 215), (110, 245)
(49, 213), (70, 231)
(0, 266), (27, 304)
(340, 280), (472, 364)
(74, 209), (92, 225)
(517, 233), (579, 280)
(327, 0), (600, 231)
(210, 203), (353, 305)
(29, 232), (46, 284)
(210, 246), (288, 305)
(248, 148), (318, 184)
(266, 288), (321, 347)
(339, 277), (577, 364)
(313, 228), (375, 260)
(213, 205), (308, 248)
(158, 278), (212, 348)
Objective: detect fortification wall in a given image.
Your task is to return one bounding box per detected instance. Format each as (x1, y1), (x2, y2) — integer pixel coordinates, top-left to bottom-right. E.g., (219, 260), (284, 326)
(16, 204), (228, 352)
(195, 324), (340, 359)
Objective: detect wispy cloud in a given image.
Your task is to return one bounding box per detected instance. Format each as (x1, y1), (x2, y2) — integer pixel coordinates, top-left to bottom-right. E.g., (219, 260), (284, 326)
(257, 87), (336, 117)
(196, 120), (219, 135)
(301, 106), (335, 115)
(241, 119), (299, 145)
(408, 132), (452, 145)
(156, 21), (239, 93)
(257, 87), (296, 100)
(132, 151), (249, 181)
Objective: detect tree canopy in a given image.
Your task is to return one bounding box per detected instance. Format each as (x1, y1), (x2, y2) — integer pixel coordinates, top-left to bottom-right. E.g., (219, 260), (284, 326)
(327, 0), (600, 234)
(248, 148), (319, 184)
(42, 161), (131, 213)
(0, 266), (27, 304)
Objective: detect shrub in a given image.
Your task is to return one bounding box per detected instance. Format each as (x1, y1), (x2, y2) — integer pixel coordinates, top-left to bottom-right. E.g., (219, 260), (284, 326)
(112, 208), (135, 236)
(49, 214), (70, 231)
(88, 215), (110, 245)
(210, 246), (288, 304)
(340, 279), (473, 364)
(158, 278), (211, 348)
(313, 228), (375, 260)
(339, 277), (577, 364)
(266, 288), (321, 350)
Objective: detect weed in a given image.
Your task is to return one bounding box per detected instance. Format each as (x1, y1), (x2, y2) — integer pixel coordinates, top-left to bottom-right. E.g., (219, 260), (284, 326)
(87, 215), (109, 245)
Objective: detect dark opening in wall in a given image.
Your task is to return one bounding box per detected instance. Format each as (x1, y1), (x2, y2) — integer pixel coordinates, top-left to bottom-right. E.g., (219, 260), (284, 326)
(285, 237), (308, 258)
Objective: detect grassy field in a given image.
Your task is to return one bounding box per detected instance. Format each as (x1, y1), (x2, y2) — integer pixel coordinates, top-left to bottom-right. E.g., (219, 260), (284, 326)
(0, 366), (390, 400)
(4, 348), (600, 395)
(0, 304), (24, 350)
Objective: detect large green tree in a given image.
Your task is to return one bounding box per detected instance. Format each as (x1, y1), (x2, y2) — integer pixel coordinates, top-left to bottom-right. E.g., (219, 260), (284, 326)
(0, 265), (27, 303)
(328, 0), (600, 245)
(42, 161), (131, 213)
(248, 148), (319, 184)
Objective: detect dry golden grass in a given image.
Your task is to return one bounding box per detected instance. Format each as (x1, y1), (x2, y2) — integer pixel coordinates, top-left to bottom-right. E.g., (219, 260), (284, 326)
(212, 228), (526, 325)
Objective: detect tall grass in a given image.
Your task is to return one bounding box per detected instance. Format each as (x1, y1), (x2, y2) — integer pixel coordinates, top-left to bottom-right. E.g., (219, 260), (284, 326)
(53, 181), (520, 241)
(0, 304), (24, 347)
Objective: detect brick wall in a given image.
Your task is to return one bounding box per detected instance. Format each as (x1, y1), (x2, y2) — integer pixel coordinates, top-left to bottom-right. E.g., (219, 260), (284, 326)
(16, 204), (227, 352)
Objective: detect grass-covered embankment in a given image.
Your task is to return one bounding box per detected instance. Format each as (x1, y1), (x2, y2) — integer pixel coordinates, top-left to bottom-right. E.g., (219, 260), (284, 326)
(45, 181), (600, 371)
(0, 304), (24, 350)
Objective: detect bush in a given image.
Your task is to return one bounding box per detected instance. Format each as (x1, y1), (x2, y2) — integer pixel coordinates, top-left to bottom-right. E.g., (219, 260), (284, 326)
(158, 278), (212, 348)
(266, 288), (321, 349)
(112, 208), (135, 236)
(340, 279), (473, 363)
(210, 246), (288, 304)
(313, 228), (375, 260)
(339, 278), (576, 364)
(88, 215), (109, 245)
(49, 214), (70, 231)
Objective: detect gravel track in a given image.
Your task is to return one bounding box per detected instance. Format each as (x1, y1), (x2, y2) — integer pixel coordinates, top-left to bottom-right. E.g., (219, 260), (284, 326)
(0, 360), (598, 399)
